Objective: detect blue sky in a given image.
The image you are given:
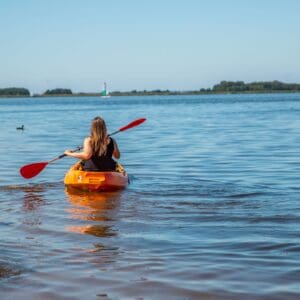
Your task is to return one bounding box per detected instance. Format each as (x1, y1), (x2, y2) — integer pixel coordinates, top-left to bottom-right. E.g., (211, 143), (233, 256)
(0, 0), (299, 93)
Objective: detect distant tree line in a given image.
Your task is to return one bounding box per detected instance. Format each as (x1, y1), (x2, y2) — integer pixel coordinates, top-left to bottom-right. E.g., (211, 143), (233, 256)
(212, 80), (300, 92)
(1, 81), (300, 97)
(0, 88), (30, 96)
(111, 89), (179, 96)
(43, 88), (72, 95)
(111, 81), (300, 96)
(0, 87), (73, 97)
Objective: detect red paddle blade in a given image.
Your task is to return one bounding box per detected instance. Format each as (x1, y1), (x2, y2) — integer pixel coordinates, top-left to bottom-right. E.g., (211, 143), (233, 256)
(119, 118), (146, 132)
(20, 162), (48, 179)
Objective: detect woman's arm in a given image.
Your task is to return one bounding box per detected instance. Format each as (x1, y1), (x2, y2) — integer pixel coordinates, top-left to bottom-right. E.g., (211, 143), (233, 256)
(64, 137), (93, 160)
(112, 138), (120, 159)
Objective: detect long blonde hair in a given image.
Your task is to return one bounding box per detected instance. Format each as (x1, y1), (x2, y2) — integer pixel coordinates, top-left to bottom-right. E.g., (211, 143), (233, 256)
(90, 117), (109, 156)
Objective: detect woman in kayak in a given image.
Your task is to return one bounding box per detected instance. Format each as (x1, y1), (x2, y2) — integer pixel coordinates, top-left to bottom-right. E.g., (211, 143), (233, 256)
(64, 116), (120, 171)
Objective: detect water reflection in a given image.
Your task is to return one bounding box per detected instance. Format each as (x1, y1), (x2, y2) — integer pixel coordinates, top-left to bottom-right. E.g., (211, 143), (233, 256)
(65, 189), (122, 266)
(22, 186), (45, 212)
(65, 189), (121, 238)
(0, 262), (21, 279)
(21, 186), (46, 228)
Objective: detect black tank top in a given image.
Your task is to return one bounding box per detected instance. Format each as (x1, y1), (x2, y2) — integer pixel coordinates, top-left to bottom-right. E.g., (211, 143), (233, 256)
(82, 138), (117, 171)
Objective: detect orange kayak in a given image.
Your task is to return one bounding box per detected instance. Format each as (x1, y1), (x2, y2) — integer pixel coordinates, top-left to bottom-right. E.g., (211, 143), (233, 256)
(64, 162), (129, 192)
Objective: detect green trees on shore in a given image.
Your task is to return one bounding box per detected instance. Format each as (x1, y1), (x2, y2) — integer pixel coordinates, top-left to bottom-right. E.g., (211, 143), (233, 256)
(1, 81), (300, 97)
(0, 88), (30, 96)
(111, 81), (300, 95)
(212, 80), (300, 93)
(43, 88), (72, 95)
(0, 87), (72, 97)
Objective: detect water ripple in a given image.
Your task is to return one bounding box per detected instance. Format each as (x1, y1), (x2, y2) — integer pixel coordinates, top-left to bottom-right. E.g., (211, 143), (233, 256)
(1, 94), (300, 299)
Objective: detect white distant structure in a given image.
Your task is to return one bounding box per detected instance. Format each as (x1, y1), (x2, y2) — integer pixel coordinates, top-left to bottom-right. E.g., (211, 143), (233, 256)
(101, 82), (111, 98)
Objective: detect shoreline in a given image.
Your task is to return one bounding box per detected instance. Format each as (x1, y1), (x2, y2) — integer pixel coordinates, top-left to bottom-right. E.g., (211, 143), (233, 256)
(1, 90), (300, 99)
(2, 81), (300, 98)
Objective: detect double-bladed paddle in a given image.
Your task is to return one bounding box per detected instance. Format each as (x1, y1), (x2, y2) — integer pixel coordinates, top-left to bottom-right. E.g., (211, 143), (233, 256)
(20, 118), (146, 179)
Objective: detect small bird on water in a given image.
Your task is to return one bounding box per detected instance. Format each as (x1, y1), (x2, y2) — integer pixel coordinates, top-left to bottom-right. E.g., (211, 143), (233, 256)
(16, 125), (25, 130)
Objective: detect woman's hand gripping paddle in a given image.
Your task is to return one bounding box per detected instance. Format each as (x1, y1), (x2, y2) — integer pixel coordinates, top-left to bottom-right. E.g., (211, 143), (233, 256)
(20, 146), (82, 179)
(20, 118), (146, 179)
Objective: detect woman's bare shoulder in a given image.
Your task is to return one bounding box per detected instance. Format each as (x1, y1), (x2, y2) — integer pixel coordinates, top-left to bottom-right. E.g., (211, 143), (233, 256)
(84, 136), (91, 144)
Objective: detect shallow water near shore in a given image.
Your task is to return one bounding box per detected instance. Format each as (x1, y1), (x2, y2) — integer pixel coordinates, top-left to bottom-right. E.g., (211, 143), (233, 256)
(0, 94), (300, 299)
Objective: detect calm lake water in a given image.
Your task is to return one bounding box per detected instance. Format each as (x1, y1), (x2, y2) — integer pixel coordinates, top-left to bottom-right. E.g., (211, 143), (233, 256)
(0, 94), (300, 299)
